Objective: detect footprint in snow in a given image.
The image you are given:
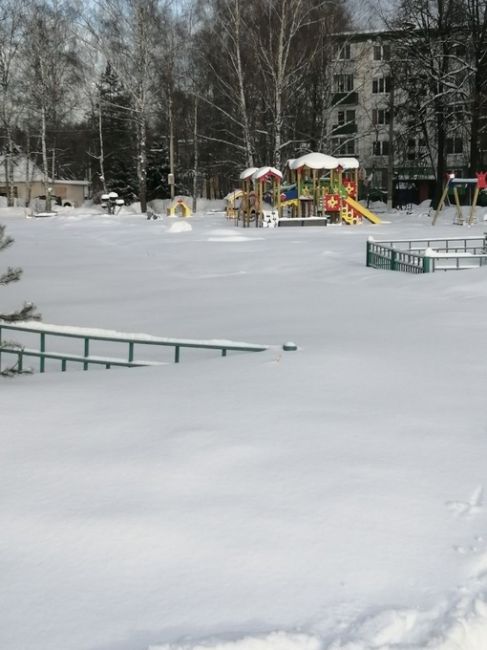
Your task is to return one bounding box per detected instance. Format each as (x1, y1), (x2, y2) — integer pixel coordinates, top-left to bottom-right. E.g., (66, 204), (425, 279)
(446, 485), (484, 518)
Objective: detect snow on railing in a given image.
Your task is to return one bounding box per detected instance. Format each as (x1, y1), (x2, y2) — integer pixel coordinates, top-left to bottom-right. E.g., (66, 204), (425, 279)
(0, 322), (279, 374)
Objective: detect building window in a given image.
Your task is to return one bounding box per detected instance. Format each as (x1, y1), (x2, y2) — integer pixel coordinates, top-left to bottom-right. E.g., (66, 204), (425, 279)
(373, 140), (389, 156)
(337, 109), (356, 125)
(372, 77), (391, 94)
(332, 137), (356, 155)
(372, 109), (390, 125)
(0, 186), (18, 198)
(334, 74), (354, 93)
(446, 138), (463, 154)
(373, 44), (391, 61)
(337, 43), (351, 60)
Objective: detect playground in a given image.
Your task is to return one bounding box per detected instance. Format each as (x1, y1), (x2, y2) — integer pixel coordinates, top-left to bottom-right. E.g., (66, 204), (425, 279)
(3, 203), (487, 650)
(225, 152), (383, 227)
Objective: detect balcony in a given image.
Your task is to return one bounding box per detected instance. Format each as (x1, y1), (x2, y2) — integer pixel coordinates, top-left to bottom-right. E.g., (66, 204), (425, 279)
(331, 123), (358, 135)
(332, 92), (359, 106)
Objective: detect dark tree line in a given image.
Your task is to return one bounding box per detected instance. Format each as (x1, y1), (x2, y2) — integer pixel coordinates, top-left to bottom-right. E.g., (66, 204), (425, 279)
(0, 0), (486, 210)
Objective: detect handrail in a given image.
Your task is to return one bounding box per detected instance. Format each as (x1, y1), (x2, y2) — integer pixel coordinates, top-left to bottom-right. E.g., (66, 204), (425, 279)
(0, 322), (273, 373)
(0, 347), (159, 372)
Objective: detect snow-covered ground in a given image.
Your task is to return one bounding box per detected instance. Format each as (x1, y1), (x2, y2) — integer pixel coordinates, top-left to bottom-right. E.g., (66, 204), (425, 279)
(2, 203), (487, 650)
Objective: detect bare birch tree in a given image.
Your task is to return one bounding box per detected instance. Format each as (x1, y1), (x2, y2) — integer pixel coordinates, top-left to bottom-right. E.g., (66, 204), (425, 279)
(0, 1), (26, 206)
(250, 0), (336, 167)
(389, 0), (469, 205)
(88, 0), (164, 213)
(463, 0), (487, 173)
(22, 0), (83, 211)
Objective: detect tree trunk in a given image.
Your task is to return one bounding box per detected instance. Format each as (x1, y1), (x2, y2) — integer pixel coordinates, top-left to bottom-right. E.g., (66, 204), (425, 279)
(137, 110), (147, 213)
(386, 81), (395, 210)
(98, 96), (107, 193)
(25, 129), (32, 207)
(5, 129), (14, 207)
(41, 106), (51, 212)
(233, 0), (254, 168)
(469, 76), (481, 175)
(433, 98), (447, 210)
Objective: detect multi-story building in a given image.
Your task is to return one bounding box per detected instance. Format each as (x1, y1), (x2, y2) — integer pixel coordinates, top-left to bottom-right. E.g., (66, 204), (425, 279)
(329, 29), (481, 205)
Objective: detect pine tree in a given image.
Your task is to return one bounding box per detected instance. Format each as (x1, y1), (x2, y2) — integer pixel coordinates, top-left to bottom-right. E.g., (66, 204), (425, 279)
(96, 64), (138, 203)
(0, 224), (40, 376)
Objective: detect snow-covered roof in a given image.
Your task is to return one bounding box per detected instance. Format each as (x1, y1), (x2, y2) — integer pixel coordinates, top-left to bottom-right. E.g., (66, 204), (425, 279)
(290, 152), (338, 171)
(252, 167), (283, 181)
(239, 167), (259, 180)
(224, 189), (243, 201)
(54, 179), (90, 186)
(0, 155), (89, 184)
(0, 155), (44, 182)
(336, 157), (360, 170)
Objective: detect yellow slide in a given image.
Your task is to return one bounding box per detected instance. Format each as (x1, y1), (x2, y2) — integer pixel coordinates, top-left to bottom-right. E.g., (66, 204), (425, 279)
(345, 197), (382, 224)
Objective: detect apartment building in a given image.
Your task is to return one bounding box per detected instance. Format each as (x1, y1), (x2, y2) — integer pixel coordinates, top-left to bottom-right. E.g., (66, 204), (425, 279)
(329, 30), (476, 205)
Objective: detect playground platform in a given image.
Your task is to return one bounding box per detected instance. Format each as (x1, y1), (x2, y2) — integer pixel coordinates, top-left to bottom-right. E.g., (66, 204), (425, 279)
(278, 216), (328, 227)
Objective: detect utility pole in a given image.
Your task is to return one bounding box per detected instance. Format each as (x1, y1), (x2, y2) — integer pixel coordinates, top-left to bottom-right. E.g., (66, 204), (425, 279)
(169, 93), (175, 200)
(192, 95), (198, 213)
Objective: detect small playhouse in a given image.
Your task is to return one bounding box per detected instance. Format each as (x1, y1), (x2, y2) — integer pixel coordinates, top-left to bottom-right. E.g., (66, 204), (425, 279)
(167, 197), (192, 218)
(231, 152), (381, 227)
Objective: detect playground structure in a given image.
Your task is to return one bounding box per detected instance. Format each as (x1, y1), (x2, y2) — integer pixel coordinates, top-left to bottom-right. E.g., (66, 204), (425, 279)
(288, 152), (338, 220)
(432, 172), (487, 225)
(237, 166), (282, 227)
(232, 152), (381, 227)
(238, 167), (259, 226)
(167, 197), (192, 218)
(224, 189), (243, 219)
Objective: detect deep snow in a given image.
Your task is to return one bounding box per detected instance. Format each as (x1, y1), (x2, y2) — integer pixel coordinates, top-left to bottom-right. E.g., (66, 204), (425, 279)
(2, 204), (487, 650)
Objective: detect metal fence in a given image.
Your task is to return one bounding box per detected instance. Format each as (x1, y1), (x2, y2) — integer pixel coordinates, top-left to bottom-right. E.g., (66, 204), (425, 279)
(0, 322), (273, 374)
(366, 235), (487, 273)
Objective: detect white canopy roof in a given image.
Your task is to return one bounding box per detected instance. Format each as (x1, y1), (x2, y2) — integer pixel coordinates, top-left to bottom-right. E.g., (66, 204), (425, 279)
(224, 189), (243, 201)
(289, 152), (338, 171)
(239, 167), (259, 180)
(252, 166), (283, 181)
(336, 157), (360, 170)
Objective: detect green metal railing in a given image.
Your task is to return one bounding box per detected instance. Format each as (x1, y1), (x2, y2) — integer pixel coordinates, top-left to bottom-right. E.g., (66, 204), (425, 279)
(0, 322), (273, 374)
(366, 235), (487, 273)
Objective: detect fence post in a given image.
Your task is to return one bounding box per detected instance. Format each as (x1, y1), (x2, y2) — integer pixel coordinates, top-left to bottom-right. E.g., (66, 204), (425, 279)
(40, 332), (46, 373)
(391, 249), (398, 271)
(422, 248), (435, 273)
(366, 237), (374, 267)
(83, 337), (90, 370)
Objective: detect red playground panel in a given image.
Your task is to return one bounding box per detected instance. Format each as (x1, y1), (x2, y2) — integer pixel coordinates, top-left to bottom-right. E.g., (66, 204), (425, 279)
(324, 194), (341, 212)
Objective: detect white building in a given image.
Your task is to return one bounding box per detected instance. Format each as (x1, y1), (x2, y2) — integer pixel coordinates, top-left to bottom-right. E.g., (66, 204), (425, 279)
(0, 155), (90, 208)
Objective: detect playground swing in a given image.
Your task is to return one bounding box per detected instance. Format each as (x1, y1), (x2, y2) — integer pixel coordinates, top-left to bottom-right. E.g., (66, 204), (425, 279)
(432, 172), (487, 225)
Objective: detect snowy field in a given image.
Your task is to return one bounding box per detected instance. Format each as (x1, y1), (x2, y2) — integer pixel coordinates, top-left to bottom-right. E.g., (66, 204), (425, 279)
(2, 203), (487, 650)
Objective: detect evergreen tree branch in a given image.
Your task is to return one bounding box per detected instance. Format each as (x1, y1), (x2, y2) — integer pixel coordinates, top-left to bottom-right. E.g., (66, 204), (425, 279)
(0, 266), (22, 285)
(0, 302), (41, 323)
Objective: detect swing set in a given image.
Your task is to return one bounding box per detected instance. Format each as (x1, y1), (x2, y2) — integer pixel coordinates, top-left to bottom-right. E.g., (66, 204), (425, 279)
(432, 171), (487, 225)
